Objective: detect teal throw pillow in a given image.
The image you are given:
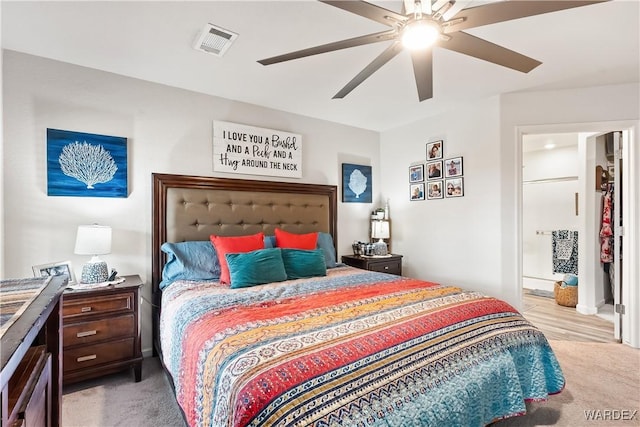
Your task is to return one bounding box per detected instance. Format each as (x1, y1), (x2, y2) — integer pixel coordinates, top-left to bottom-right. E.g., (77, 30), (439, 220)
(225, 248), (287, 289)
(281, 248), (327, 280)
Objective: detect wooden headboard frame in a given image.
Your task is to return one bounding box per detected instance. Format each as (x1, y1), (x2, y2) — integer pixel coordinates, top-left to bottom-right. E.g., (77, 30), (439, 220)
(151, 173), (337, 353)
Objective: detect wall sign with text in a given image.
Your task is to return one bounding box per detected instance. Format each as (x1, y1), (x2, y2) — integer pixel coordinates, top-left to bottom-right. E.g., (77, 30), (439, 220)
(213, 121), (302, 178)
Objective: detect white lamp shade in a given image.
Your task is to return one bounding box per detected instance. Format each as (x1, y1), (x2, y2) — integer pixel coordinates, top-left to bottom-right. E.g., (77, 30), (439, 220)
(371, 220), (390, 239)
(74, 225), (112, 255)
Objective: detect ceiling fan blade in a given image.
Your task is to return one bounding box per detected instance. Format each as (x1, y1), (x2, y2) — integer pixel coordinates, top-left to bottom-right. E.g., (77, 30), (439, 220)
(320, 0), (407, 27)
(333, 42), (404, 99)
(411, 49), (433, 101)
(443, 0), (608, 33)
(443, 31), (542, 73)
(258, 29), (397, 65)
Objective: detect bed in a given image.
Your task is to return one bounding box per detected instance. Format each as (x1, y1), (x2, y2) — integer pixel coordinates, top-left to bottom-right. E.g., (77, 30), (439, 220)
(151, 173), (564, 427)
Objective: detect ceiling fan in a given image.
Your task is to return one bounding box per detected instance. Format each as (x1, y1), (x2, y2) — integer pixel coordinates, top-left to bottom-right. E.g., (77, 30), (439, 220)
(258, 0), (607, 101)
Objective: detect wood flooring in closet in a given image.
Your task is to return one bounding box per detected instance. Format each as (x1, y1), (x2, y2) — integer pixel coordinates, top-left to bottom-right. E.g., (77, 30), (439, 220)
(522, 291), (617, 343)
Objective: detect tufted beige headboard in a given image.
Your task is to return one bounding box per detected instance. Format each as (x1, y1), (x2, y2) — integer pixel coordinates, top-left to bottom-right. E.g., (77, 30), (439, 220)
(151, 173), (337, 353)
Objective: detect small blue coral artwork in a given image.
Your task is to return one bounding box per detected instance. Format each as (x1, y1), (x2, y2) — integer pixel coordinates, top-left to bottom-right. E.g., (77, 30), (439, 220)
(47, 128), (128, 197)
(342, 163), (372, 203)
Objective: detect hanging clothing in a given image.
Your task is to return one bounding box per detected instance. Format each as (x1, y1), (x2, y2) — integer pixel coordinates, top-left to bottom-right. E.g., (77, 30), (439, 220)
(600, 186), (614, 264)
(552, 230), (578, 275)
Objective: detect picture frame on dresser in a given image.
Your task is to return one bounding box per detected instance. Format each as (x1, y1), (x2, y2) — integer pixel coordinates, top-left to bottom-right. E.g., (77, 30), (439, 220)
(33, 260), (76, 285)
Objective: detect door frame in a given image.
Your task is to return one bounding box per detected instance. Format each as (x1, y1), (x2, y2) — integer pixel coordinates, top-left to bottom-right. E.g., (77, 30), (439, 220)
(515, 120), (638, 347)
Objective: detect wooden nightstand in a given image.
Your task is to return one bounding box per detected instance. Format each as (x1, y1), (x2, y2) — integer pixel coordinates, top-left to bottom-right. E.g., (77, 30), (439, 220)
(341, 254), (403, 275)
(62, 274), (143, 385)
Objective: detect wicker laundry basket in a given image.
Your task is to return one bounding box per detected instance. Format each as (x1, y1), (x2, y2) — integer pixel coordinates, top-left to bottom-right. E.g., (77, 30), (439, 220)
(554, 281), (578, 307)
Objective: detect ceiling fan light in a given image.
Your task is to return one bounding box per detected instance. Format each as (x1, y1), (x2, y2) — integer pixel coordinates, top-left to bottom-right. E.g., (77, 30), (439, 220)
(402, 20), (439, 51)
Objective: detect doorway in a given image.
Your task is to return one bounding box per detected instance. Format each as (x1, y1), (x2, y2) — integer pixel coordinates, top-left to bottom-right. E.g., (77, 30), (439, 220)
(518, 123), (634, 344)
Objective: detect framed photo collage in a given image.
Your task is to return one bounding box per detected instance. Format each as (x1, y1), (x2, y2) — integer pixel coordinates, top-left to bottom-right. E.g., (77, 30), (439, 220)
(409, 140), (464, 201)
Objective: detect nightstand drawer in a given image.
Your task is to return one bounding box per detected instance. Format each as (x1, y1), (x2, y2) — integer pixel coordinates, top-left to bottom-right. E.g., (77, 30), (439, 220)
(369, 259), (402, 275)
(341, 254), (403, 276)
(63, 338), (134, 371)
(61, 275), (144, 384)
(63, 314), (135, 347)
(62, 292), (134, 319)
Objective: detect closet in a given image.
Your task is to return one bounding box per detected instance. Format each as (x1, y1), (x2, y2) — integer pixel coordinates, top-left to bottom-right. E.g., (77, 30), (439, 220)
(597, 131), (622, 326)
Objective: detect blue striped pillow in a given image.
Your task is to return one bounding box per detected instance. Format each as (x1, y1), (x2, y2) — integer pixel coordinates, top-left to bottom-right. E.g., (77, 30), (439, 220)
(160, 241), (220, 290)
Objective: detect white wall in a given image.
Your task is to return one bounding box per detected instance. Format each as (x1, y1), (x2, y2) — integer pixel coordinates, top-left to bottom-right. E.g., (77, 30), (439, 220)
(380, 97), (503, 296)
(2, 50), (380, 355)
(523, 144), (580, 181)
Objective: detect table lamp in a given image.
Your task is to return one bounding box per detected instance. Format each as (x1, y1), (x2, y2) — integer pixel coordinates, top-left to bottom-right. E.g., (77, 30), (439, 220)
(371, 220), (390, 256)
(74, 224), (112, 283)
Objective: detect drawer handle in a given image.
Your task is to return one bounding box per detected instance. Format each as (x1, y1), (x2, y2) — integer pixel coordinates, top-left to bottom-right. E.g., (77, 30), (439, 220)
(81, 307), (92, 313)
(77, 354), (97, 362)
(76, 330), (97, 338)
(384, 266), (389, 270)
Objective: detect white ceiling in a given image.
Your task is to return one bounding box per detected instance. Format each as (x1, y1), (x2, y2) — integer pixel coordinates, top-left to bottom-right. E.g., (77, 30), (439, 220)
(2, 0), (639, 132)
(523, 132), (579, 152)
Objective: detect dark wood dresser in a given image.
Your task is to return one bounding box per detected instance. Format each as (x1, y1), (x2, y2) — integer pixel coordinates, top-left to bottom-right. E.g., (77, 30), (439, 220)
(1, 275), (66, 427)
(341, 254), (403, 275)
(62, 275), (143, 385)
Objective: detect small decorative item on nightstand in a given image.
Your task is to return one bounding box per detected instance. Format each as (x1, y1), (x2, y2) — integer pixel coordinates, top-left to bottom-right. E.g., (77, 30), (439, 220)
(74, 224), (111, 283)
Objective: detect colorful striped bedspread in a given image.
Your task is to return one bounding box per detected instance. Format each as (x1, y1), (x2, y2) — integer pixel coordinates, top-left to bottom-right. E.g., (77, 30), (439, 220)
(160, 266), (564, 427)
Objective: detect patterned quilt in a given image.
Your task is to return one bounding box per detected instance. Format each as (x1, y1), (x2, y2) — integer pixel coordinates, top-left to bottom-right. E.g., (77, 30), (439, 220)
(160, 266), (564, 427)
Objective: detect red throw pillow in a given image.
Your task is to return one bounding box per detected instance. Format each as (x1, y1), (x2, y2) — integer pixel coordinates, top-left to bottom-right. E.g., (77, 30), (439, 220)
(274, 228), (318, 250)
(210, 233), (265, 284)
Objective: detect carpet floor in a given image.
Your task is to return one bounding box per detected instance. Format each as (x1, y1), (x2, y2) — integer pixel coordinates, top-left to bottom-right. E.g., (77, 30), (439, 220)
(62, 358), (186, 427)
(493, 340), (639, 426)
(62, 340), (639, 426)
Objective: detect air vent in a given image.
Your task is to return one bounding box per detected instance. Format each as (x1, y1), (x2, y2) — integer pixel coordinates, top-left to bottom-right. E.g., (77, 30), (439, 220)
(193, 23), (238, 57)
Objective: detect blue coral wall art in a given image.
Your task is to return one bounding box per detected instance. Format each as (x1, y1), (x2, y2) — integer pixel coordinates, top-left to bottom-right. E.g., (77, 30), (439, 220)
(47, 128), (128, 197)
(342, 163), (372, 203)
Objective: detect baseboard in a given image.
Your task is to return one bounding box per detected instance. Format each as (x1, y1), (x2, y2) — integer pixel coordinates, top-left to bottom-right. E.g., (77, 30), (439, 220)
(142, 348), (154, 358)
(522, 277), (555, 293)
(576, 303), (598, 315)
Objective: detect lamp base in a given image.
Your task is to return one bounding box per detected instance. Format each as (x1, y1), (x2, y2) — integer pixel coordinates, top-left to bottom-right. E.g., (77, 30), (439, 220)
(81, 261), (109, 283)
(372, 239), (388, 256)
